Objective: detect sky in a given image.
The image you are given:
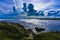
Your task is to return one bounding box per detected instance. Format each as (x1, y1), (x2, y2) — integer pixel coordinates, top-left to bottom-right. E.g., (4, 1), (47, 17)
(0, 0), (60, 10)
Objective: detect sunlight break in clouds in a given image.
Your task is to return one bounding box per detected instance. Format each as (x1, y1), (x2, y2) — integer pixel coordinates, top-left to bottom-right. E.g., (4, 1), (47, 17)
(15, 0), (55, 10)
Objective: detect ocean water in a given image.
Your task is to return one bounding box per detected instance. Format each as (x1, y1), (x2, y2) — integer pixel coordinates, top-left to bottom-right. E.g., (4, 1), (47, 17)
(0, 19), (60, 33)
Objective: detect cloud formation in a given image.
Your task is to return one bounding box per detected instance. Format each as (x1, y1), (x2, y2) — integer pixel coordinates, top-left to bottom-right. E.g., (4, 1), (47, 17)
(0, 0), (60, 10)
(16, 0), (57, 10)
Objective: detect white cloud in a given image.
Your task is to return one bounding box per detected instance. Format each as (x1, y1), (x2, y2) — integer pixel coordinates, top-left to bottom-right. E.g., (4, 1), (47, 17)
(33, 0), (55, 10)
(16, 0), (56, 10)
(15, 0), (23, 9)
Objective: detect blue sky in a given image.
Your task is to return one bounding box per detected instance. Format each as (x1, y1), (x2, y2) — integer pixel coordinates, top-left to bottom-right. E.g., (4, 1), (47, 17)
(0, 0), (60, 10)
(0, 0), (13, 4)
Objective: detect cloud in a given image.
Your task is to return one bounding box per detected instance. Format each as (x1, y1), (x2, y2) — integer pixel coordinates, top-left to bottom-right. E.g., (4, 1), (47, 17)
(18, 0), (55, 10)
(21, 0), (60, 10)
(0, 0), (60, 10)
(33, 0), (56, 10)
(45, 0), (60, 10)
(15, 0), (23, 9)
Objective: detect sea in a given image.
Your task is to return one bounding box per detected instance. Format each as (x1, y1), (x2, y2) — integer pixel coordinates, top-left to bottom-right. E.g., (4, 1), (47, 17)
(0, 19), (60, 33)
